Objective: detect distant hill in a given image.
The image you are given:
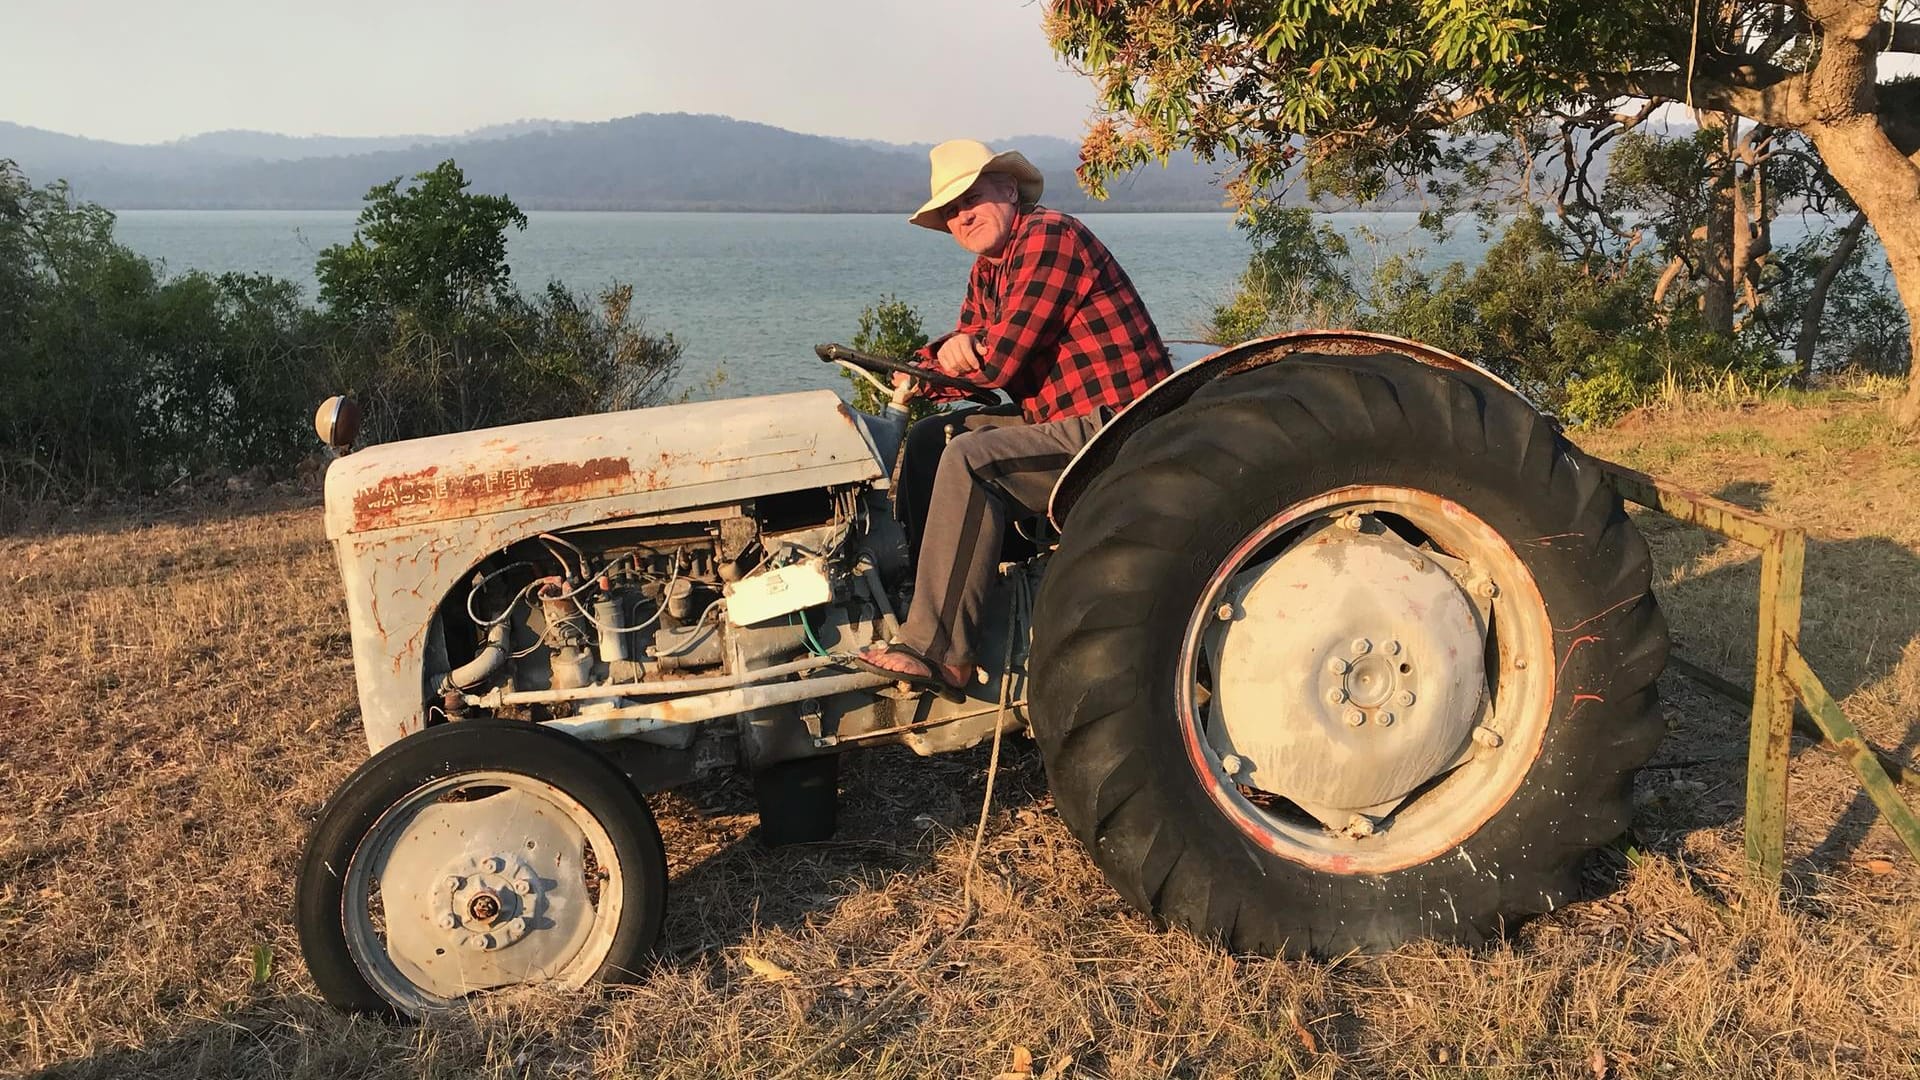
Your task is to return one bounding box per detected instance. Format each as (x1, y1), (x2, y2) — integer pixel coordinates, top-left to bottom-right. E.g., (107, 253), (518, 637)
(0, 114), (1238, 212)
(162, 120), (581, 161)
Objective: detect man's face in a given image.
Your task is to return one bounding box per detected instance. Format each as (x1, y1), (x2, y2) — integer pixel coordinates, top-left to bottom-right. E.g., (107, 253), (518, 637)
(943, 173), (1019, 257)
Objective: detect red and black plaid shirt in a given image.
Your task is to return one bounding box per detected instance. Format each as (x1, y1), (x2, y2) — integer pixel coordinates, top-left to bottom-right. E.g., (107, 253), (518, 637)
(917, 208), (1172, 424)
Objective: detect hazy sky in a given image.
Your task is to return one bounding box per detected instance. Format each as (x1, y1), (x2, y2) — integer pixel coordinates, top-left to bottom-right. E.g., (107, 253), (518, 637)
(1, 0), (1100, 144)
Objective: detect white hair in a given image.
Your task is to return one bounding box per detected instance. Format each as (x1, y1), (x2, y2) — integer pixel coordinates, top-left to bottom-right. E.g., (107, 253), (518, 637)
(979, 171), (1033, 209)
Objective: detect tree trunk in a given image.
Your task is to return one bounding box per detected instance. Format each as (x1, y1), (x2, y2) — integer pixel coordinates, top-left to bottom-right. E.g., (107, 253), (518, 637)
(1654, 255), (1687, 307)
(1738, 126), (1772, 319)
(1796, 0), (1920, 424)
(1794, 210), (1869, 384)
(1806, 119), (1920, 424)
(1700, 115), (1738, 335)
(1702, 192), (1737, 333)
(1730, 164), (1754, 325)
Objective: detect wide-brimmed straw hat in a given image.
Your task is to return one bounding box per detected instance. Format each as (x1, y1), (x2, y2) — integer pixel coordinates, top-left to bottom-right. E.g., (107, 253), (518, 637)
(909, 139), (1044, 231)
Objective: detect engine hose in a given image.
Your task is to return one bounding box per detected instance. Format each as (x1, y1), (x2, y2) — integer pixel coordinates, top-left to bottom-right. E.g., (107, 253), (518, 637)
(442, 622), (510, 691)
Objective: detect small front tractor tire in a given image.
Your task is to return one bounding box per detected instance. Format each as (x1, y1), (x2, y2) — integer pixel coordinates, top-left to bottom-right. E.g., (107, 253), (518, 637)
(297, 719), (668, 1016)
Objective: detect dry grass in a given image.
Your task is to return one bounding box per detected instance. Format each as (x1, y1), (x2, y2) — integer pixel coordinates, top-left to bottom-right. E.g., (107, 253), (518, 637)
(3, 387), (1919, 1079)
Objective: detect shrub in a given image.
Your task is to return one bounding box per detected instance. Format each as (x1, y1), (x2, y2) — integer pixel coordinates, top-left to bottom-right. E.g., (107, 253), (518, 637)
(1562, 369), (1645, 426)
(0, 163), (325, 499)
(843, 294), (942, 422)
(323, 281), (683, 445)
(1201, 205), (1805, 420)
(316, 162), (681, 443)
(316, 160), (525, 323)
(0, 157), (683, 509)
(1760, 229), (1912, 377)
(1205, 206), (1357, 343)
(1361, 211), (1790, 414)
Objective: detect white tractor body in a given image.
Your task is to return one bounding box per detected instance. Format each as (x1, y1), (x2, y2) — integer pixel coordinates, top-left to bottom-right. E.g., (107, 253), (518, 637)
(323, 390), (887, 749)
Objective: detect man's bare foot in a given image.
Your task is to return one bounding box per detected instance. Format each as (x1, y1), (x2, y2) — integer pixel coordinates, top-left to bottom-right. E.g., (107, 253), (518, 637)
(857, 645), (974, 690)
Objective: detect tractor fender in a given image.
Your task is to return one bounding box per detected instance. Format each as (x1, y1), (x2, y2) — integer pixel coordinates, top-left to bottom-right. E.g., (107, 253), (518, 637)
(1045, 329), (1528, 529)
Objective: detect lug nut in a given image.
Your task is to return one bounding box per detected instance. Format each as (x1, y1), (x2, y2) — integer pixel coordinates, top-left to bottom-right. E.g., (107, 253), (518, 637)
(1326, 687), (1348, 705)
(445, 876), (464, 891)
(464, 933), (490, 950)
(1351, 638), (1372, 655)
(511, 879), (533, 896)
(1478, 580), (1500, 599)
(1385, 640), (1402, 656)
(482, 856), (505, 874)
(1344, 814), (1376, 837)
(1473, 726), (1504, 748)
(1338, 512), (1364, 531)
(1220, 754), (1244, 777)
(508, 918), (528, 934)
(438, 913), (459, 931)
(1215, 603), (1234, 621)
(1326, 657), (1350, 675)
(1379, 712), (1396, 727)
(1343, 708), (1366, 727)
(1395, 689), (1416, 707)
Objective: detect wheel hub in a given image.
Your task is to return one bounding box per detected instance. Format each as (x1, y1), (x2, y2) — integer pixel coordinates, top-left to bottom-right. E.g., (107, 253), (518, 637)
(1204, 522), (1489, 823)
(1325, 638), (1414, 716)
(434, 854), (542, 952)
(366, 780), (611, 1000)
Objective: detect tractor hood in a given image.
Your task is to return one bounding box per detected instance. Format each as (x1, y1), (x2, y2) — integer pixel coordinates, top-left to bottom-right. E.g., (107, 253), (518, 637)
(323, 390), (886, 538)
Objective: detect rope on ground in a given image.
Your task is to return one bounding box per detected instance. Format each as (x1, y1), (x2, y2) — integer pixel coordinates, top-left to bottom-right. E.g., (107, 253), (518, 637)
(965, 565), (1025, 911)
(770, 566), (1027, 1079)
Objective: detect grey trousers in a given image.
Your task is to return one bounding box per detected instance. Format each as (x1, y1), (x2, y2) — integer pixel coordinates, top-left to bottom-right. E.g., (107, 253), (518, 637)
(897, 408), (1104, 667)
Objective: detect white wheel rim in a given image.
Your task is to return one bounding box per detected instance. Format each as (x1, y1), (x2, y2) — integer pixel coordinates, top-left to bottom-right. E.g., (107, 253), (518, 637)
(342, 771), (625, 1015)
(1176, 485), (1555, 874)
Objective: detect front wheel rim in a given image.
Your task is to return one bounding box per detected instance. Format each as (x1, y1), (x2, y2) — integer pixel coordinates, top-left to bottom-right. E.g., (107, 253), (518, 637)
(1176, 485), (1556, 874)
(341, 771), (626, 1015)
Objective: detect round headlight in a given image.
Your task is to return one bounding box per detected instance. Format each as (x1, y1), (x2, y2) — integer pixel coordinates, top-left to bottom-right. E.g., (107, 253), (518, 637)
(314, 395), (362, 450)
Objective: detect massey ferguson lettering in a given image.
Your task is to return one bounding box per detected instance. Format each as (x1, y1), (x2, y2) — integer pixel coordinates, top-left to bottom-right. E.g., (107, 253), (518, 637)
(351, 457), (634, 530)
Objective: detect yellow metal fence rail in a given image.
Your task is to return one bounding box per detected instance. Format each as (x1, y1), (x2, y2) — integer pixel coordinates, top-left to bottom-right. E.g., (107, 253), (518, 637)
(1601, 462), (1920, 888)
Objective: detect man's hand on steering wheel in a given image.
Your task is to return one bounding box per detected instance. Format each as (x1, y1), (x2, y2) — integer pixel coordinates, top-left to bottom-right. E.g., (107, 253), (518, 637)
(932, 333), (983, 377)
(889, 371), (921, 407)
(889, 333), (984, 404)
(813, 342), (998, 405)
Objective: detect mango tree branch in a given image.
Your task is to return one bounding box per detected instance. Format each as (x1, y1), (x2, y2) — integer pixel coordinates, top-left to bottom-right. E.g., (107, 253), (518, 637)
(1581, 69), (1811, 127)
(1421, 89), (1496, 127)
(1654, 255), (1689, 307)
(1871, 20), (1920, 51)
(1795, 210), (1870, 383)
(1881, 81), (1920, 157)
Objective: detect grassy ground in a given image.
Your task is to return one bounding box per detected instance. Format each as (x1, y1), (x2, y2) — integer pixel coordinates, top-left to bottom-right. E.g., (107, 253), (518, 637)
(2, 385), (1917, 1079)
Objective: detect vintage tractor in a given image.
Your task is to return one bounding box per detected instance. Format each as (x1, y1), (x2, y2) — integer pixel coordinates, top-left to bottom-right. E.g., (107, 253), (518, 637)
(298, 332), (1668, 1016)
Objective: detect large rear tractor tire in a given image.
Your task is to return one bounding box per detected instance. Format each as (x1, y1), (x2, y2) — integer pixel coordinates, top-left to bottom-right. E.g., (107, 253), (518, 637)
(1030, 352), (1667, 955)
(297, 719), (668, 1016)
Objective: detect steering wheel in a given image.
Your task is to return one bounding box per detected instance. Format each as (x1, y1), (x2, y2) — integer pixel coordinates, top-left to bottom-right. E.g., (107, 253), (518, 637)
(815, 343), (999, 405)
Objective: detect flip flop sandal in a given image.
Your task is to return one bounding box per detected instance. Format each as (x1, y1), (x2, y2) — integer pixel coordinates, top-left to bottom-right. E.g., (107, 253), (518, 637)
(848, 644), (968, 704)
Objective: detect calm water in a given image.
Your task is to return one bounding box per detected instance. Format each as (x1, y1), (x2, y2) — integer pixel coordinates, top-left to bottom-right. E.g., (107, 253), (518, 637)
(111, 210), (1498, 398)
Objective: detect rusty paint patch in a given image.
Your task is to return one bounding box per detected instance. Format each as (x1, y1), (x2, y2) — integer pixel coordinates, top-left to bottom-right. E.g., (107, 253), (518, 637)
(351, 456), (635, 533)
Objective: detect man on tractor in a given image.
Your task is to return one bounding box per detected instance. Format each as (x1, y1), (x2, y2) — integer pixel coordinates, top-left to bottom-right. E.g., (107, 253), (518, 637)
(853, 139), (1173, 699)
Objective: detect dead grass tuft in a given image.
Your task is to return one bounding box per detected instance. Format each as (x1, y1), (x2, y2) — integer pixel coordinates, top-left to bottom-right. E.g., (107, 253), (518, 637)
(3, 389), (1918, 1078)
